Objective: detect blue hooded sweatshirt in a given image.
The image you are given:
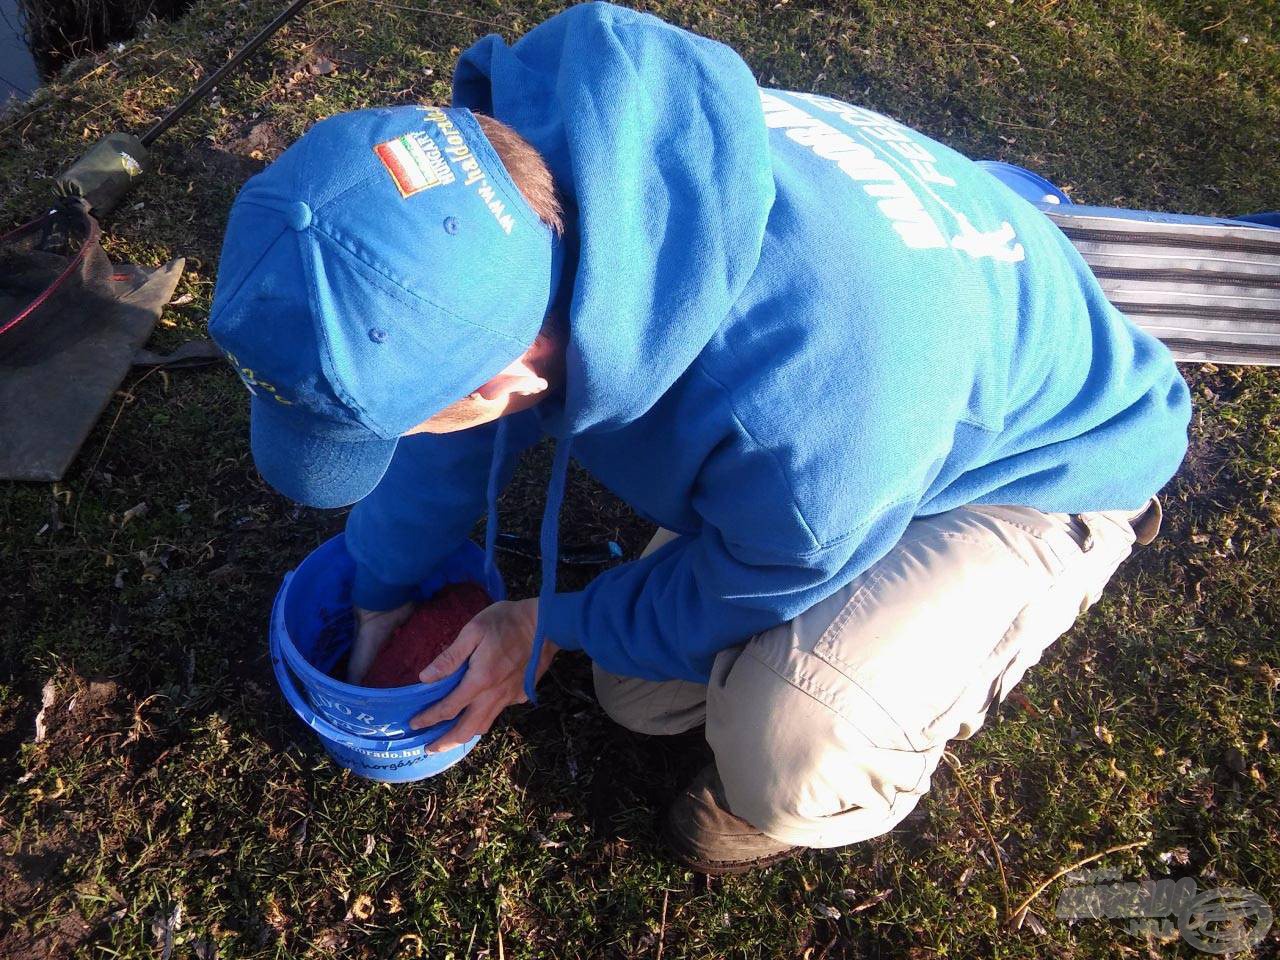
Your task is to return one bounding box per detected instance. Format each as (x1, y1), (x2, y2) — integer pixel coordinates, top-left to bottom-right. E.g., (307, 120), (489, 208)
(346, 2), (1190, 687)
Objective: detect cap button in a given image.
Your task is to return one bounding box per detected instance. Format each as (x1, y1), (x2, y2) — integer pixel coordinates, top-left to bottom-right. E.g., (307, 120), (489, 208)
(286, 200), (313, 231)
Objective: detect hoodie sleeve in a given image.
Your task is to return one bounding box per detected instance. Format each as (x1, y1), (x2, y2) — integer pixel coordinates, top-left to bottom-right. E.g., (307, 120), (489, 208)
(537, 499), (917, 683)
(345, 412), (541, 610)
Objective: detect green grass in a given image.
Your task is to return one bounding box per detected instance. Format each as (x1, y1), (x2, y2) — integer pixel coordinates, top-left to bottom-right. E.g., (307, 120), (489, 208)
(1, 0), (1278, 957)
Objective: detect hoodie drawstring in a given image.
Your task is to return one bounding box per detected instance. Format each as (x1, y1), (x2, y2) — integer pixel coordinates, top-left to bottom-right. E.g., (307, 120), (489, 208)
(524, 436), (572, 702)
(482, 419), (572, 704)
(482, 417), (509, 592)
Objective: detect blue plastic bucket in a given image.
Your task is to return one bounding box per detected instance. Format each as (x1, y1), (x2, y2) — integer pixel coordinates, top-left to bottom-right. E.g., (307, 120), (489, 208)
(1236, 212), (1280, 229)
(269, 534), (505, 783)
(975, 160), (1074, 206)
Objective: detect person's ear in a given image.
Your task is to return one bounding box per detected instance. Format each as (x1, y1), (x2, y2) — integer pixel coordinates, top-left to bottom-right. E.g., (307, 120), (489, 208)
(473, 368), (549, 402)
(471, 352), (550, 402)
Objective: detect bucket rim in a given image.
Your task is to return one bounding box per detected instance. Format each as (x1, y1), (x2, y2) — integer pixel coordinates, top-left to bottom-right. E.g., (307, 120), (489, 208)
(975, 160), (1073, 206)
(274, 533), (480, 701)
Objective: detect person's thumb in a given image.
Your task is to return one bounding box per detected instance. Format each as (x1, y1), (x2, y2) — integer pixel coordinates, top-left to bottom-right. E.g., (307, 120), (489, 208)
(419, 617), (486, 683)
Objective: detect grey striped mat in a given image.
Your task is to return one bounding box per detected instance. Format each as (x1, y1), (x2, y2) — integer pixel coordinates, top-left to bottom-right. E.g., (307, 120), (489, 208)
(1044, 206), (1280, 366)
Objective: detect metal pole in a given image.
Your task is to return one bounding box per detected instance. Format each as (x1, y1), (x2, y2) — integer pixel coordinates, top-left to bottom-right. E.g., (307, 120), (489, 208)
(141, 0), (313, 147)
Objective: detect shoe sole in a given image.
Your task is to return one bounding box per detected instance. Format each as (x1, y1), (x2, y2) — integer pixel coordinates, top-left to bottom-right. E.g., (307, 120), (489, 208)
(660, 819), (804, 876)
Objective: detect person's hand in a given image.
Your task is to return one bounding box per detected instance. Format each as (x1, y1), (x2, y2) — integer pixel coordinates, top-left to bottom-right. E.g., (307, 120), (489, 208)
(409, 598), (558, 753)
(346, 602), (414, 684)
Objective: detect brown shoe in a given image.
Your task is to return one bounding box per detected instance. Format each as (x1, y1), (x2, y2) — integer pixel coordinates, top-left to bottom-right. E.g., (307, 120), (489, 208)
(663, 764), (802, 875)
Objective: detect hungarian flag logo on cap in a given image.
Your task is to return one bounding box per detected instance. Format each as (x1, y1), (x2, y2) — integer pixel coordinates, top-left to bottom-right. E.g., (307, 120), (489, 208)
(374, 131), (455, 199)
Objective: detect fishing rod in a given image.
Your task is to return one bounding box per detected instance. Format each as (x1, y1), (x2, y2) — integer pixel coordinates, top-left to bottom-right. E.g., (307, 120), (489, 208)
(495, 532), (624, 566)
(58, 0), (313, 215)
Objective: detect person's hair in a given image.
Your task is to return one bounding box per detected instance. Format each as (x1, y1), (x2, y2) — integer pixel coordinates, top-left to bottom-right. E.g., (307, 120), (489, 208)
(475, 113), (564, 237)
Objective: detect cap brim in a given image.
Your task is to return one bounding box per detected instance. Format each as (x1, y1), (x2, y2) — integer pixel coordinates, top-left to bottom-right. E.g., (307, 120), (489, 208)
(250, 398), (398, 508)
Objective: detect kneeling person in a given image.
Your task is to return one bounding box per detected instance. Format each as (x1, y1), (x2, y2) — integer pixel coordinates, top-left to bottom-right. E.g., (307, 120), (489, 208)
(210, 3), (1189, 874)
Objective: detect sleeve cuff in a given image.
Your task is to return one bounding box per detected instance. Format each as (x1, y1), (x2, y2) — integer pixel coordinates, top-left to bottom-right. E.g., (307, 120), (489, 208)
(352, 564), (418, 612)
(539, 591), (586, 652)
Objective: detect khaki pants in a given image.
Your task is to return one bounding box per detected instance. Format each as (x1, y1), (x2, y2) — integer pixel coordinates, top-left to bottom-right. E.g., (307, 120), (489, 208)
(594, 501), (1161, 848)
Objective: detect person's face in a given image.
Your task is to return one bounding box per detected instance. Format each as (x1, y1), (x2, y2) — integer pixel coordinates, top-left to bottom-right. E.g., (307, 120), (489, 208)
(403, 333), (561, 435)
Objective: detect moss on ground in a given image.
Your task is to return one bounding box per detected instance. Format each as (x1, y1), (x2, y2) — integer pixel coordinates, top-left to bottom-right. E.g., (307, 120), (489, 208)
(1, 1), (1277, 957)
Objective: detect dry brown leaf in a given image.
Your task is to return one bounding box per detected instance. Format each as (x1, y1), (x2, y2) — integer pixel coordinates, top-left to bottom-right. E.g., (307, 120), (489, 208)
(347, 892), (374, 921)
(34, 678), (56, 743)
(121, 502), (148, 526)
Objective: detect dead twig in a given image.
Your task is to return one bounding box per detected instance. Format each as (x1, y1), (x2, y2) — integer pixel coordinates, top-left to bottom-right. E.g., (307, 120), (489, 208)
(366, 0), (509, 31)
(942, 750), (1011, 922)
(304, 0), (354, 15)
(656, 888), (669, 960)
(73, 365), (163, 532)
(494, 882), (507, 960)
(1007, 839), (1147, 928)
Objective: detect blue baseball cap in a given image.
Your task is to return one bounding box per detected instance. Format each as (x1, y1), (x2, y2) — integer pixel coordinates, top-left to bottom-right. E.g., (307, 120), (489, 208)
(210, 105), (562, 507)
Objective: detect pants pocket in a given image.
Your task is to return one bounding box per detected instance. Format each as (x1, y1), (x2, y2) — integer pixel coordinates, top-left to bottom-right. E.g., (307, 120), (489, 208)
(807, 505), (1132, 754)
(807, 509), (1060, 751)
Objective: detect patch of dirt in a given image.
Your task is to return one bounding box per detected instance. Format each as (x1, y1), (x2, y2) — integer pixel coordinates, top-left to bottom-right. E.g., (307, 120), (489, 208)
(29, 675), (123, 760)
(1156, 365), (1250, 542)
(1179, 419), (1234, 497)
(164, 142), (267, 186)
(0, 827), (95, 960)
(0, 910), (96, 960)
(290, 41), (370, 80)
(0, 827), (89, 910)
(0, 683), (36, 782)
(222, 120), (288, 164)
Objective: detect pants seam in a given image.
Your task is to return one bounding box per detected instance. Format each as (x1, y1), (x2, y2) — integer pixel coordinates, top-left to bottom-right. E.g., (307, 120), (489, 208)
(814, 535), (1008, 681)
(734, 645), (920, 753)
(728, 648), (934, 840)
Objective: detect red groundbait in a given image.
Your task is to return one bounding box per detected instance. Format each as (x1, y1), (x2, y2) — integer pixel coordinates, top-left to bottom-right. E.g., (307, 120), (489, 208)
(360, 583), (493, 688)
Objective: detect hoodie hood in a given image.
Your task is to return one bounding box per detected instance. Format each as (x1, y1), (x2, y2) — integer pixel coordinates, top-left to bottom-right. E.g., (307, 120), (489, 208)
(454, 2), (777, 702)
(454, 1), (776, 435)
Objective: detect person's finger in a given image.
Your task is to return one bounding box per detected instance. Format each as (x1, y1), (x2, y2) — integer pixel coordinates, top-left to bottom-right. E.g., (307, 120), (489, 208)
(418, 615), (487, 684)
(409, 673), (485, 730)
(425, 698), (503, 754)
(348, 603), (412, 684)
(346, 629), (383, 683)
(424, 705), (483, 754)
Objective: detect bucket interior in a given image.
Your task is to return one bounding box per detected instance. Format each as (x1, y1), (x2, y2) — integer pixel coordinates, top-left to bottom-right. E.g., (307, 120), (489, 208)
(282, 535), (359, 677)
(281, 534), (504, 680)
